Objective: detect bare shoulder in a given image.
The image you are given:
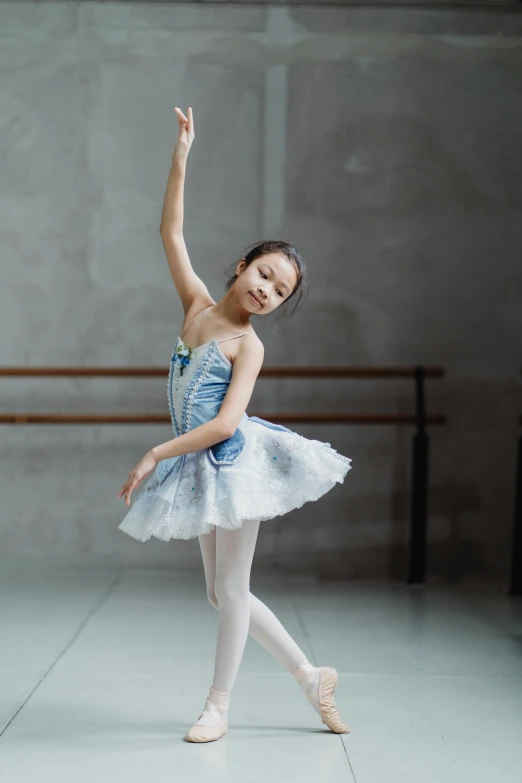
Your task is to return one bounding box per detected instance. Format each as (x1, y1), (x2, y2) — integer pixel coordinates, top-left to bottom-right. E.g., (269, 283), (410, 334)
(234, 329), (264, 369)
(241, 328), (263, 352)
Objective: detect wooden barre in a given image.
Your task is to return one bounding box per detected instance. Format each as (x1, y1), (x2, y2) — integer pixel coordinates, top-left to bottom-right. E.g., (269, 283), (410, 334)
(0, 412), (447, 425)
(0, 366), (445, 379)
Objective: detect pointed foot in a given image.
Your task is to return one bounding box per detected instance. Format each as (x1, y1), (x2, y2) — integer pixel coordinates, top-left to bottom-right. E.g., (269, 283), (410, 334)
(318, 667), (351, 734)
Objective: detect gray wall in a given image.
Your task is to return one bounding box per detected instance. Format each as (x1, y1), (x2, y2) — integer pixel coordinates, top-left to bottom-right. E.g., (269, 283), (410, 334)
(1, 1), (521, 583)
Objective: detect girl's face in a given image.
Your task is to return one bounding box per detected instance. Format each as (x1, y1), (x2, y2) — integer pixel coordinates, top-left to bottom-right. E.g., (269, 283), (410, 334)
(234, 253), (298, 315)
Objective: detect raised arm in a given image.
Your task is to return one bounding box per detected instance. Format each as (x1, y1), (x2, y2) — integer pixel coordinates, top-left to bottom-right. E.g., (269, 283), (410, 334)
(159, 107), (213, 313)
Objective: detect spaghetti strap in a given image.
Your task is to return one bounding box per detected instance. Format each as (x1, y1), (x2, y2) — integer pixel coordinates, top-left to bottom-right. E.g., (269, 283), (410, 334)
(181, 305), (249, 344)
(180, 305), (213, 338)
(216, 333), (249, 344)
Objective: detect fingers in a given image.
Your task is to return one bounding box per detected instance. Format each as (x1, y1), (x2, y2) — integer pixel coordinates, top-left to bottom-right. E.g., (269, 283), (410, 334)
(124, 475), (142, 505)
(174, 106), (194, 135)
(117, 484), (131, 506)
(174, 106), (188, 124)
(123, 479), (133, 506)
(117, 475), (135, 506)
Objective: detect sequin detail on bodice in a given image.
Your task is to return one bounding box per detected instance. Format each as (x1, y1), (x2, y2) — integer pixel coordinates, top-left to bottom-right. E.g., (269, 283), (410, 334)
(167, 338), (232, 437)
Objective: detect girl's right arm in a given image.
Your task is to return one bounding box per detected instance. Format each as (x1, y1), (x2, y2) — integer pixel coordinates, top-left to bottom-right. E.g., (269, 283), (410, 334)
(159, 107), (213, 314)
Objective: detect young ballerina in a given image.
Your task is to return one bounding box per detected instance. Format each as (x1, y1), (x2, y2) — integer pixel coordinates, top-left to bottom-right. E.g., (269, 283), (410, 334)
(117, 106), (353, 743)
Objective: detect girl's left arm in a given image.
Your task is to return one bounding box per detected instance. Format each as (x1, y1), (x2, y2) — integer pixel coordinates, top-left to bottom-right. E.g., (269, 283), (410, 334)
(117, 337), (264, 506)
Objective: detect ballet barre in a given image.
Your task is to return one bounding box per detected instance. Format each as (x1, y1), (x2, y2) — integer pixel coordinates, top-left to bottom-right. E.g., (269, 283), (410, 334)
(0, 364), (446, 585)
(510, 412), (522, 596)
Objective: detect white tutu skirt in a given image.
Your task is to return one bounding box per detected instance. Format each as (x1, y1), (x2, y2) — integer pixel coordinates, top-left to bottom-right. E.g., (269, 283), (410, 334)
(118, 417), (352, 542)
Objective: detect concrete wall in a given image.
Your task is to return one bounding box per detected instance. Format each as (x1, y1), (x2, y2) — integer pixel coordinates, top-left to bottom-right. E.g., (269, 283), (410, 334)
(1, 2), (521, 583)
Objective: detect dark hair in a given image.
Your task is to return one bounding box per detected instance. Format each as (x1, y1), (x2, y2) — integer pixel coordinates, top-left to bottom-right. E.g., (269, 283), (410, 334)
(224, 239), (308, 326)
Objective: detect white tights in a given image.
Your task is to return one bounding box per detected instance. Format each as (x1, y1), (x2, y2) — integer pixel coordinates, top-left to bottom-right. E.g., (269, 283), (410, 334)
(198, 520), (308, 694)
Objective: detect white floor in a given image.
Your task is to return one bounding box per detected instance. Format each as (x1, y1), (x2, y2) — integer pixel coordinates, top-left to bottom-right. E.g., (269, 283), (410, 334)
(0, 556), (521, 782)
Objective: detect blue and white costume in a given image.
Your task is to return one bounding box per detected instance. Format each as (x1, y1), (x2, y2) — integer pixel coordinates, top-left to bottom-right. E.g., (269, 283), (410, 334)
(118, 312), (352, 542)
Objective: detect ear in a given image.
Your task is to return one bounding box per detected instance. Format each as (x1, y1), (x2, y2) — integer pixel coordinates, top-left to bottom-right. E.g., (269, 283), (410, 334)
(235, 257), (246, 276)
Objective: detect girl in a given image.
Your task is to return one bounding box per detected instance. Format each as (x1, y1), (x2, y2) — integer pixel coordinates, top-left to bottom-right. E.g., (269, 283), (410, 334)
(117, 107), (352, 743)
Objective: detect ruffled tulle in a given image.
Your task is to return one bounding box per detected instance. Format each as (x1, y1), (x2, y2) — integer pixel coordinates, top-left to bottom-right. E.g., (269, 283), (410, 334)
(118, 418), (352, 541)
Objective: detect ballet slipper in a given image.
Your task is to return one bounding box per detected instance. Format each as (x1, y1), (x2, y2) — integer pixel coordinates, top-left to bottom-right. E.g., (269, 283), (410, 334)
(316, 666), (351, 734)
(185, 686), (229, 743)
(292, 660), (351, 734)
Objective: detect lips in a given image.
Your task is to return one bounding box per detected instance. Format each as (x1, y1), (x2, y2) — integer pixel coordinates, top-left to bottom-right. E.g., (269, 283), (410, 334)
(249, 292), (262, 306)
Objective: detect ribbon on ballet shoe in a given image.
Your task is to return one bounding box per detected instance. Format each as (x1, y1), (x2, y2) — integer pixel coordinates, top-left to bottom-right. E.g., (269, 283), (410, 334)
(208, 686), (230, 710)
(317, 667), (351, 734)
(185, 686), (230, 743)
(291, 659), (316, 684)
(291, 659), (322, 717)
(186, 703), (228, 742)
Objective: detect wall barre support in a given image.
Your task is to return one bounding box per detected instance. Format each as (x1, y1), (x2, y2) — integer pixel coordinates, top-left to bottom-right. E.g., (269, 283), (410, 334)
(509, 426), (522, 596)
(408, 366), (430, 587)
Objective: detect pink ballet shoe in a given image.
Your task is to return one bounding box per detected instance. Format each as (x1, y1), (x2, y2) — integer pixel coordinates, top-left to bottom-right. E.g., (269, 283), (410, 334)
(317, 666), (351, 734)
(185, 687), (229, 743)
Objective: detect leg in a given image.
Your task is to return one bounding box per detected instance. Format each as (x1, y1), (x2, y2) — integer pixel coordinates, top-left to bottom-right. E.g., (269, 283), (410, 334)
(186, 519), (260, 743)
(193, 522), (350, 738)
(212, 519), (261, 692)
(199, 525), (307, 673)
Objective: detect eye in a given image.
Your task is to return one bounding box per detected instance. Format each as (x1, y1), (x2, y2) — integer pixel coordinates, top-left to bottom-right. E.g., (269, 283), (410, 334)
(277, 290), (284, 298)
(259, 270), (267, 279)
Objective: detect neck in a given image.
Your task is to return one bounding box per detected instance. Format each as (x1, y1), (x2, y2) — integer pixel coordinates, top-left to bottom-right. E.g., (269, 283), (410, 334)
(212, 291), (252, 329)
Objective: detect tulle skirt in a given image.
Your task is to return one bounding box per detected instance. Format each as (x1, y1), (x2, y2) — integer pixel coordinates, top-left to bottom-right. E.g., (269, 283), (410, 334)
(117, 417), (352, 541)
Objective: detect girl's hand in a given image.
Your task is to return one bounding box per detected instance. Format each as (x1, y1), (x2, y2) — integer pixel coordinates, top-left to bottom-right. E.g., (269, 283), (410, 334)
(172, 106), (195, 162)
(117, 450), (157, 507)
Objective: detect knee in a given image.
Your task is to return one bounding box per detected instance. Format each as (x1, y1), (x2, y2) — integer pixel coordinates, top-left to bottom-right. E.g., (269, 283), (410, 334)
(207, 587), (219, 609)
(214, 575), (249, 607)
